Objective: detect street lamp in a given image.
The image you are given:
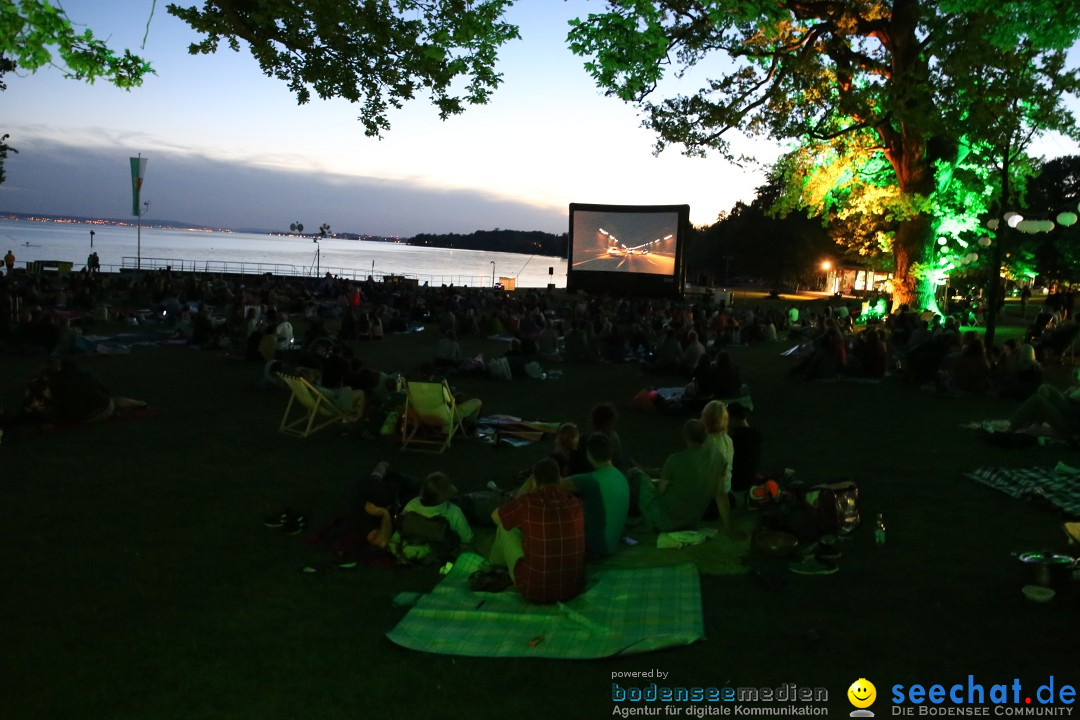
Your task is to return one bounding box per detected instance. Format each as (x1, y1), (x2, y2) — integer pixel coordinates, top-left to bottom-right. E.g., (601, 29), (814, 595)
(490, 261), (496, 288)
(90, 229), (95, 248)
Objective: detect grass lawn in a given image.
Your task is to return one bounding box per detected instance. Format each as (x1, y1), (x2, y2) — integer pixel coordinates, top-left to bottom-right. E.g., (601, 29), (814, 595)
(2, 293), (1076, 719)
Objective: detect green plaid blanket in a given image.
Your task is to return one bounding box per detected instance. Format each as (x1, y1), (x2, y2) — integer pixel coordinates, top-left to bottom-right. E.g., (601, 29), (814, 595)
(386, 552), (704, 659)
(965, 464), (1080, 515)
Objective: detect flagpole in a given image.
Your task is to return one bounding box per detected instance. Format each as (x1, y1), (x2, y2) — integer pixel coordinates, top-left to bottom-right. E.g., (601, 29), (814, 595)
(130, 153), (148, 270)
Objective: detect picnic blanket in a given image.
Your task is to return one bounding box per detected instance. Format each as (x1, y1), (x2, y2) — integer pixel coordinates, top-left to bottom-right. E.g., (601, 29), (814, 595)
(965, 464), (1080, 515)
(386, 552), (704, 659)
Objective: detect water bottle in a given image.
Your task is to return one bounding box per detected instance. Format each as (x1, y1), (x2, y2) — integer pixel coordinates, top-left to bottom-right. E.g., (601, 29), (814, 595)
(874, 513), (887, 545)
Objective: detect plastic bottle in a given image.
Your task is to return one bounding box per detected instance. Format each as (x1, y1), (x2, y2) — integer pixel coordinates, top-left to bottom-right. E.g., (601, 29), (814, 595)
(874, 513), (887, 545)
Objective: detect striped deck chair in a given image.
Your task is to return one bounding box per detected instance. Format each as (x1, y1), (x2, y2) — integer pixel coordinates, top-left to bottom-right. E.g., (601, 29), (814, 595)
(401, 380), (463, 453)
(278, 373), (349, 438)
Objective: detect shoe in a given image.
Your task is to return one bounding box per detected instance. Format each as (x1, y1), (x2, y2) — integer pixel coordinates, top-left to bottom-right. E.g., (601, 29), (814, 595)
(815, 545), (842, 562)
(788, 559), (838, 575)
(263, 513), (287, 528)
(264, 509), (305, 528)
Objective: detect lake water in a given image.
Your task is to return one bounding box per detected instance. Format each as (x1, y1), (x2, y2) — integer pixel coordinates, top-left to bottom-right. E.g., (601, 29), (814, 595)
(0, 218), (568, 288)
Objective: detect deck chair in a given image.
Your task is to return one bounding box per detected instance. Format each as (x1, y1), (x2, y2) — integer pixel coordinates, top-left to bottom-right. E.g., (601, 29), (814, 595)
(278, 373), (349, 438)
(401, 380), (463, 453)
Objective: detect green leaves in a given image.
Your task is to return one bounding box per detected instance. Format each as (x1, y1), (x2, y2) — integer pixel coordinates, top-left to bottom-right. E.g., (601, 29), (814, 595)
(166, 0), (520, 137)
(0, 0), (153, 87)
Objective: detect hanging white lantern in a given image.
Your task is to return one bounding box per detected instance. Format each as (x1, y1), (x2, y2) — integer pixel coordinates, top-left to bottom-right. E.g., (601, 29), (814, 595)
(1042, 220), (1056, 233)
(1056, 212), (1077, 227)
(966, 252), (977, 263)
(971, 253), (979, 262)
(977, 236), (992, 247)
(1016, 219), (1038, 233)
(986, 218), (1000, 230)
(938, 237), (948, 245)
(1007, 213), (1025, 228)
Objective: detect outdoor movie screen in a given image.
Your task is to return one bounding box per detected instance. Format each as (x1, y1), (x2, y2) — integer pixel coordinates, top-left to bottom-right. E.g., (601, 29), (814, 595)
(569, 206), (682, 276)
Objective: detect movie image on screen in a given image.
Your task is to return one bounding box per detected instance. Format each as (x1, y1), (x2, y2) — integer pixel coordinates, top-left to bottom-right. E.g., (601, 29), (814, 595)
(571, 210), (679, 276)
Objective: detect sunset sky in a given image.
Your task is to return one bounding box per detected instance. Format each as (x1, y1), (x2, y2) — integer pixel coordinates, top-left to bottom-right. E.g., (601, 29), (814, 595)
(2, 1), (1078, 237)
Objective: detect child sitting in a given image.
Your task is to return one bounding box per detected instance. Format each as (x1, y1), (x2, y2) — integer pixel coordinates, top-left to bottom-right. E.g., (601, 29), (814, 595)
(393, 472), (474, 562)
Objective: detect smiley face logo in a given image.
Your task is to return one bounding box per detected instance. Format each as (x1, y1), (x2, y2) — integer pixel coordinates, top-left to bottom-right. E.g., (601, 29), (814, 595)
(848, 678), (877, 709)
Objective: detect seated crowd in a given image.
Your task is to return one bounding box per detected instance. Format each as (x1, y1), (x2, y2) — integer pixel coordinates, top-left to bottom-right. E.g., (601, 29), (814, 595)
(6, 263), (1077, 605)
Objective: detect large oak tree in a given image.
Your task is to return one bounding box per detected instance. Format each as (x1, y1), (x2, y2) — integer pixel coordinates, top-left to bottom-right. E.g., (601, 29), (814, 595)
(566, 0), (1080, 309)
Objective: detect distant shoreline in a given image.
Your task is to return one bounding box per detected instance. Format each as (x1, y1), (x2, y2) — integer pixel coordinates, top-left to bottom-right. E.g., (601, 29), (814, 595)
(0, 211), (569, 259)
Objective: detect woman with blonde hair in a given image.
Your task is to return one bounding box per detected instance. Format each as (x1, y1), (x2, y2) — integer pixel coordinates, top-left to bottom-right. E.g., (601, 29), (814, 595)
(700, 400), (737, 536)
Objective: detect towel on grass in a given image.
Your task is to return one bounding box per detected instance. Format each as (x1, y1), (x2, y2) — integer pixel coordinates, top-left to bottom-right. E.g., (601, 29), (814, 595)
(965, 465), (1080, 515)
(386, 552), (703, 659)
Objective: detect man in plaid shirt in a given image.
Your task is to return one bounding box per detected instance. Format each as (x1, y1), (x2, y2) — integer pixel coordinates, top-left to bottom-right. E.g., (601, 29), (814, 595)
(490, 458), (586, 604)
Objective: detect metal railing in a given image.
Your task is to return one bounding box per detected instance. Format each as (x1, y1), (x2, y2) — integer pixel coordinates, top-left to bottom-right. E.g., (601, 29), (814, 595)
(117, 256), (503, 288)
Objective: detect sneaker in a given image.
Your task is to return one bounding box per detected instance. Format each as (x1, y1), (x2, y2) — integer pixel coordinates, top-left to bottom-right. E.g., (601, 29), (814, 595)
(788, 559), (838, 575)
(265, 509), (305, 528)
(263, 513), (287, 528)
(815, 545), (842, 562)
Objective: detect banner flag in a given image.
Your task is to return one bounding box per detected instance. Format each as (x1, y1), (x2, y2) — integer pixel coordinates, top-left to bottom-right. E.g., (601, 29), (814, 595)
(130, 156), (147, 216)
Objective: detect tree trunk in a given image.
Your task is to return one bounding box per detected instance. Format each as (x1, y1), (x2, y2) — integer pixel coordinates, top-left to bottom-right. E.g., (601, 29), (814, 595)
(882, 0), (937, 313)
(891, 213), (934, 309)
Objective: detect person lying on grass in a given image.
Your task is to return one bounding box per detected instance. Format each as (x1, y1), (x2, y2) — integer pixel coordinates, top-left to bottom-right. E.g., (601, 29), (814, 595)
(22, 358), (148, 425)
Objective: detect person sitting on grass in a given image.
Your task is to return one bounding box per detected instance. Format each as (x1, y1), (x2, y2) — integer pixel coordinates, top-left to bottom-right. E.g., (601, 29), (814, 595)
(590, 401), (631, 475)
(700, 400), (736, 536)
(434, 330), (462, 369)
(1001, 370), (1080, 440)
(550, 422), (592, 477)
(564, 433), (630, 557)
(489, 458), (585, 604)
(22, 358), (148, 425)
(397, 471), (474, 549)
(629, 419), (729, 534)
(305, 461), (421, 566)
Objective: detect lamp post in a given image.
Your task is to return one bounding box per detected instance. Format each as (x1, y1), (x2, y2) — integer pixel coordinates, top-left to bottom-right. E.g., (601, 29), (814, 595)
(490, 261), (496, 288)
(820, 260), (832, 293)
(90, 230), (95, 248)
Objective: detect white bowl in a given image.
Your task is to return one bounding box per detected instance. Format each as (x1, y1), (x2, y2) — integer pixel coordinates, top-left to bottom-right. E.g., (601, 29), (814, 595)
(1021, 585), (1056, 603)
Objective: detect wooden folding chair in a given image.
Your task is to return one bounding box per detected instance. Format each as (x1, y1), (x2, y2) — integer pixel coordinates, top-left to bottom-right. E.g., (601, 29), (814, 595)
(278, 373), (349, 438)
(401, 380), (463, 453)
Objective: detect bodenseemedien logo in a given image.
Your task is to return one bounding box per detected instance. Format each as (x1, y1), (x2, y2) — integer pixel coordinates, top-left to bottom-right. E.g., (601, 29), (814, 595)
(848, 678), (877, 717)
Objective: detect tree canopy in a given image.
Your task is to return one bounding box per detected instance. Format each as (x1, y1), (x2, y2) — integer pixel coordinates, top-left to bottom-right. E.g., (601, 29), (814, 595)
(0, 0), (153, 86)
(165, 0), (521, 137)
(568, 0), (1080, 308)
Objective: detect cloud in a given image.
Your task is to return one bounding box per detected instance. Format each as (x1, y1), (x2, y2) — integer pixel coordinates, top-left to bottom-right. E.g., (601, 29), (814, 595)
(0, 136), (567, 236)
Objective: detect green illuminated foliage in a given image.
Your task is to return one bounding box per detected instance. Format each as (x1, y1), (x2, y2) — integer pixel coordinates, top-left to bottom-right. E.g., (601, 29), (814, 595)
(568, 0), (1080, 309)
(166, 0), (521, 138)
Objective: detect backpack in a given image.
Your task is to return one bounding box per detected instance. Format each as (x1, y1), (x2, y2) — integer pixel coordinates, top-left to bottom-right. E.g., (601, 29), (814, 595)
(395, 512), (460, 563)
(806, 481), (861, 536)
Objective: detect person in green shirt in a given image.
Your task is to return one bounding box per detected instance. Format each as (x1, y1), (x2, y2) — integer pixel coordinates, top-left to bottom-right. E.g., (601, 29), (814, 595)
(564, 433), (630, 556)
(632, 419), (726, 533)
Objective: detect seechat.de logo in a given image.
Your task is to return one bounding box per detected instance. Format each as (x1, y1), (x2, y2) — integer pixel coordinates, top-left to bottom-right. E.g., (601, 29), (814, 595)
(848, 678), (877, 717)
